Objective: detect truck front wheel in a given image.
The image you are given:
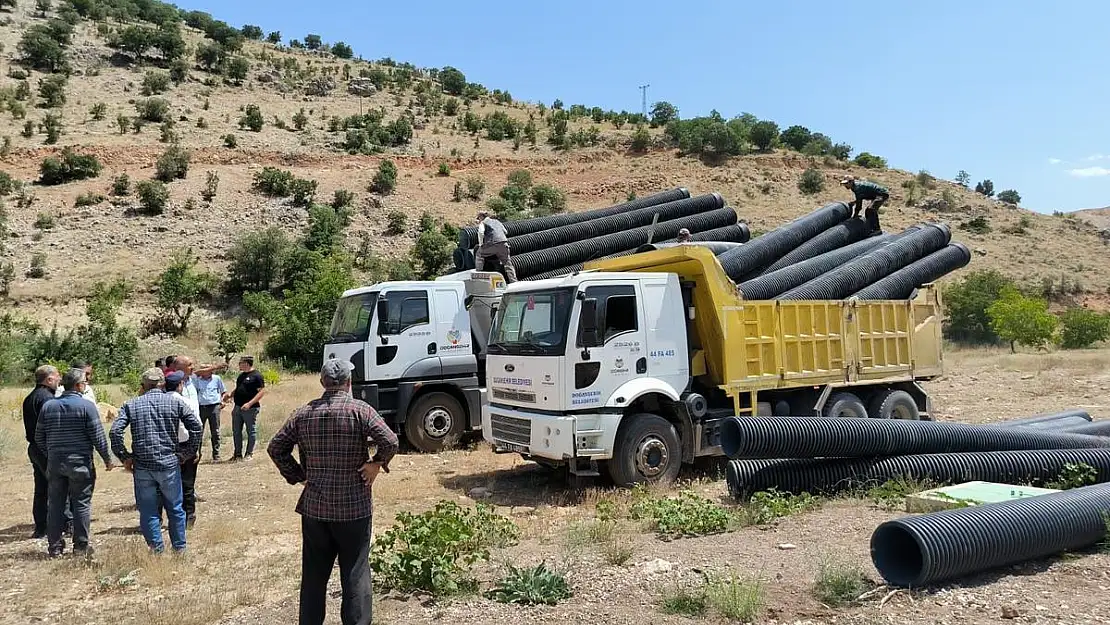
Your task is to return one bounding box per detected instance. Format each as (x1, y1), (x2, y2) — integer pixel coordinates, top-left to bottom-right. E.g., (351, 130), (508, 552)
(608, 413), (682, 487)
(405, 392), (465, 453)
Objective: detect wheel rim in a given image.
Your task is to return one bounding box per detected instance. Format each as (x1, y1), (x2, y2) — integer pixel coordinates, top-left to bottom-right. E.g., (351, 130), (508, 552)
(635, 435), (670, 478)
(423, 407), (453, 438)
(891, 403), (916, 420)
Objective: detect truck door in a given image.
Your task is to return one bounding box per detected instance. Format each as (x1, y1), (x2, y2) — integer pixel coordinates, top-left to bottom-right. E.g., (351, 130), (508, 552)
(434, 287), (474, 375)
(371, 289), (440, 380)
(570, 283), (645, 408)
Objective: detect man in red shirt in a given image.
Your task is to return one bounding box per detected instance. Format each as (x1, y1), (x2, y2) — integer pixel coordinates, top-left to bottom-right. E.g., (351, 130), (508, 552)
(267, 359), (399, 625)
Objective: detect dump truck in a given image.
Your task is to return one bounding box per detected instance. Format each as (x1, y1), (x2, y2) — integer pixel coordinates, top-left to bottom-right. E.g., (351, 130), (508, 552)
(324, 270), (505, 452)
(481, 245), (944, 486)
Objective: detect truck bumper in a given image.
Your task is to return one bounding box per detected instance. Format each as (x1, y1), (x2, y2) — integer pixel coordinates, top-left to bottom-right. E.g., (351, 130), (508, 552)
(483, 404), (621, 462)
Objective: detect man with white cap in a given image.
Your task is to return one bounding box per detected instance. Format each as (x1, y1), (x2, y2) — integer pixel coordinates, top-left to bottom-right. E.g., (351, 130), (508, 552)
(110, 367), (202, 554)
(267, 358), (399, 625)
(676, 228), (692, 243)
(840, 175), (889, 234)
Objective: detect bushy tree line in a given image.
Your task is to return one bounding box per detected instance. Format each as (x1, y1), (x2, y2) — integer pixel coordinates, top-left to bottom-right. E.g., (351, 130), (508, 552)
(486, 169), (566, 220)
(943, 269), (1110, 351)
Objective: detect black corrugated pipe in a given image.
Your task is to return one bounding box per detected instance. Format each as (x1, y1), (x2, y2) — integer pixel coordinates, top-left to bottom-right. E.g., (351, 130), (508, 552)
(758, 219), (875, 274)
(512, 207), (738, 279)
(871, 483), (1110, 587)
(739, 234), (898, 300)
(1054, 420), (1110, 436)
(504, 193), (725, 255)
(778, 223), (952, 300)
(718, 416), (1110, 460)
(991, 409), (1092, 429)
(636, 241), (743, 254)
(524, 222), (751, 281)
(725, 448), (1110, 498)
(457, 187), (690, 249)
(717, 202), (852, 281)
(850, 243), (972, 300)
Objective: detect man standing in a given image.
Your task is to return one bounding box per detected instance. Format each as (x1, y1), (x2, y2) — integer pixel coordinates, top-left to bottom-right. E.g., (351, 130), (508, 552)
(268, 359), (399, 625)
(110, 368), (202, 554)
(223, 355), (265, 461)
(194, 365), (226, 461)
(55, 361), (97, 405)
(22, 365), (70, 540)
(473, 210), (517, 283)
(35, 368), (115, 557)
(840, 176), (889, 234)
(165, 371), (201, 528)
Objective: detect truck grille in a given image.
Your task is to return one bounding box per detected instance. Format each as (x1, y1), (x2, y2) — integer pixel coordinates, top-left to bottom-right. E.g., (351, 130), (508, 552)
(492, 388), (536, 403)
(491, 414), (530, 446)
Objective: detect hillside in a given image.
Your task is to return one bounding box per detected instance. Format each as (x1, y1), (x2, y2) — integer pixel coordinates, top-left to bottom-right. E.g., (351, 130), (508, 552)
(1074, 206), (1110, 231)
(1, 1), (1108, 331)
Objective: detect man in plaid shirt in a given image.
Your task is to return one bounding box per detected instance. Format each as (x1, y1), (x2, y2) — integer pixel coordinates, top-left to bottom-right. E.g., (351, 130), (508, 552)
(267, 358), (399, 625)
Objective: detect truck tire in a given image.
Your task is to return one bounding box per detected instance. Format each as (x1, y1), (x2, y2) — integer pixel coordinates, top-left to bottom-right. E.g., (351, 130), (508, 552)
(405, 392), (465, 453)
(822, 392), (868, 418)
(608, 413), (682, 487)
(868, 389), (920, 420)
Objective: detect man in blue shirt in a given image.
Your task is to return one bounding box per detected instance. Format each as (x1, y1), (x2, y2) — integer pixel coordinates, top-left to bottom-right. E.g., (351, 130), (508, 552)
(34, 367), (115, 557)
(193, 362), (226, 461)
(110, 367), (202, 554)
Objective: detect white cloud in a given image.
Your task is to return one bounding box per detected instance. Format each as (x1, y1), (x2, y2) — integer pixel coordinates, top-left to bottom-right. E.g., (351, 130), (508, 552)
(1048, 157), (1062, 164)
(1068, 167), (1110, 177)
(1085, 153), (1107, 161)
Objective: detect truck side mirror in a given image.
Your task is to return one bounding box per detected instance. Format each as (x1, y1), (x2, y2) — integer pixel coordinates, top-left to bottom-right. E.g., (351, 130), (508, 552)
(376, 299), (391, 336)
(581, 297), (600, 347)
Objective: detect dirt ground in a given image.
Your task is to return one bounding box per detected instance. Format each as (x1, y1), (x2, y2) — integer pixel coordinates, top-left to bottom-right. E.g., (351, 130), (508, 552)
(1, 347), (1109, 625)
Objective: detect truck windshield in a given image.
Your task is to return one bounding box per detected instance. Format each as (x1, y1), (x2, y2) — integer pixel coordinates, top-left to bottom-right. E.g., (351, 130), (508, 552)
(489, 288), (574, 356)
(329, 291), (378, 343)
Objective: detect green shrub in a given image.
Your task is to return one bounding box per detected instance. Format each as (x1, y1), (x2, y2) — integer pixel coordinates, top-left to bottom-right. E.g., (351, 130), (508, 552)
(141, 71), (171, 96)
(370, 501), (519, 596)
(135, 97), (170, 122)
(1059, 308), (1110, 349)
(135, 180), (169, 215)
(331, 189), (355, 209)
(202, 171), (219, 202)
(975, 179), (995, 197)
(88, 102), (107, 121)
(194, 41), (225, 72)
(38, 74), (67, 108)
(386, 210), (407, 235)
(987, 287), (1058, 353)
(997, 189), (1021, 205)
(630, 125), (651, 153)
(18, 24), (67, 72)
(39, 148), (102, 185)
(437, 162), (450, 177)
(223, 56), (250, 84)
(371, 160), (397, 195)
(226, 228), (293, 295)
(742, 488), (820, 525)
(152, 249), (216, 336)
(41, 112), (63, 144)
(116, 115), (130, 135)
(465, 176), (485, 200)
(812, 557), (874, 607)
(779, 125), (812, 151)
(154, 143), (189, 182)
(749, 120), (779, 151)
(410, 229), (453, 278)
(649, 101), (678, 127)
(222, 133), (238, 148)
(529, 184), (566, 216)
(239, 104), (263, 132)
(959, 216), (991, 235)
(34, 213), (55, 230)
(74, 192), (105, 207)
(241, 25), (263, 40)
(0, 172), (15, 196)
(658, 581), (708, 617)
(292, 108), (308, 131)
(9, 101), (26, 120)
(289, 178), (318, 207)
(955, 170), (971, 187)
(798, 168), (824, 194)
(486, 563), (571, 606)
(943, 269), (1015, 344)
(629, 488), (737, 538)
(252, 167), (295, 197)
(853, 152), (887, 169)
(111, 174), (131, 196)
(169, 58), (189, 83)
(27, 252), (48, 278)
(331, 41), (353, 59)
(706, 573), (765, 622)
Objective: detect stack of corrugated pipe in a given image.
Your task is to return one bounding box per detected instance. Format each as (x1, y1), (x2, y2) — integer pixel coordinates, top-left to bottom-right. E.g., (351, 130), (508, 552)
(451, 188), (752, 278)
(718, 411), (1110, 587)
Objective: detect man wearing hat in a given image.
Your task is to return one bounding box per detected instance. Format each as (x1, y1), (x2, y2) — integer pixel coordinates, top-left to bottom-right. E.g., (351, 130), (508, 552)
(840, 176), (889, 234)
(676, 228), (692, 243)
(267, 358), (399, 625)
(165, 370), (201, 528)
(473, 210), (517, 283)
(110, 367), (202, 554)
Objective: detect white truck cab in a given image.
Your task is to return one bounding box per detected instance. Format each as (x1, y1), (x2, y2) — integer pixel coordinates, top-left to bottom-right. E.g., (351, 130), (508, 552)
(482, 270), (690, 483)
(325, 272), (504, 452)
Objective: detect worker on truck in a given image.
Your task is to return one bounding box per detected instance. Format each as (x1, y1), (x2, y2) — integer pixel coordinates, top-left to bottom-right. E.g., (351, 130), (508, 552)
(841, 176), (888, 234)
(474, 211), (518, 283)
(676, 228), (692, 243)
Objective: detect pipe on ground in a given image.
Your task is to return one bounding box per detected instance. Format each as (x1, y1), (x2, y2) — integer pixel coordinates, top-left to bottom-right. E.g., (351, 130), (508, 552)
(512, 207), (738, 279)
(778, 223), (951, 300)
(717, 202), (852, 281)
(725, 448), (1110, 498)
(759, 218), (875, 274)
(991, 410), (1092, 429)
(739, 234), (899, 300)
(457, 187), (690, 249)
(870, 483), (1110, 587)
(504, 193), (725, 255)
(1055, 420), (1110, 436)
(718, 416), (1110, 460)
(850, 243), (972, 300)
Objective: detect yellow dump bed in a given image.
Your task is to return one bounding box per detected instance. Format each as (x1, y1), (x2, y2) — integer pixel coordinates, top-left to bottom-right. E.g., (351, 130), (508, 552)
(586, 246), (944, 413)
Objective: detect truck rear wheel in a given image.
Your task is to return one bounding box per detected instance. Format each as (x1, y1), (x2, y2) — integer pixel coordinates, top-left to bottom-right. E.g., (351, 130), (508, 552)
(869, 389), (920, 420)
(608, 413), (681, 487)
(823, 392), (868, 418)
(405, 392), (465, 453)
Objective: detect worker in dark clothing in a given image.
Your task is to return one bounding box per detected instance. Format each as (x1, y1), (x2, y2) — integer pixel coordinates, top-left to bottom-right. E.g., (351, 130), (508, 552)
(22, 365), (74, 540)
(473, 210), (517, 283)
(841, 176), (889, 234)
(676, 228), (692, 243)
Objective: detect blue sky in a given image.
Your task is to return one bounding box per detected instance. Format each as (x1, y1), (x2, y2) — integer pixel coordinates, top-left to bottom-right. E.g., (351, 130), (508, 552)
(180, 0), (1110, 213)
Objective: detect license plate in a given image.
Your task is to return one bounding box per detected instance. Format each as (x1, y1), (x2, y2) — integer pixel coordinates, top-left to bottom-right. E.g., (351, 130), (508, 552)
(504, 443), (528, 454)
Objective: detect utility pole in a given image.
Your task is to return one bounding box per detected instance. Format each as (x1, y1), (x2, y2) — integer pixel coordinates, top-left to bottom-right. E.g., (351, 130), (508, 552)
(639, 84), (650, 117)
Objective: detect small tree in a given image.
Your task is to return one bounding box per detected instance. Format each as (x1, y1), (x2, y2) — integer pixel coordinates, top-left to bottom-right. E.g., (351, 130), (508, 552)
(41, 113), (63, 144)
(649, 101), (678, 128)
(202, 171), (219, 202)
(750, 120), (779, 151)
(155, 249), (215, 336)
(89, 102), (107, 121)
(224, 57), (250, 84)
(195, 42), (225, 72)
(136, 97), (170, 122)
(266, 31), (282, 45)
(304, 34), (323, 50)
(1059, 308), (1110, 350)
(987, 287), (1057, 353)
(798, 168), (824, 195)
(227, 227), (292, 295)
(38, 75), (67, 108)
(36, 0), (52, 17)
(292, 108), (308, 131)
(955, 170), (971, 187)
(241, 25), (264, 40)
(111, 174), (131, 196)
(853, 152), (887, 169)
(240, 104), (264, 131)
(386, 210), (407, 235)
(289, 178), (318, 207)
(630, 125), (651, 153)
(154, 143), (190, 182)
(332, 41), (353, 59)
(410, 229), (454, 279)
(141, 71), (171, 96)
(213, 323), (248, 363)
(996, 189), (1021, 205)
(529, 184), (566, 216)
(974, 179), (995, 197)
(241, 291), (280, 330)
(779, 125), (812, 151)
(18, 25), (67, 72)
(439, 66), (466, 95)
(135, 180), (170, 215)
(372, 160), (397, 195)
(943, 269), (1015, 344)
